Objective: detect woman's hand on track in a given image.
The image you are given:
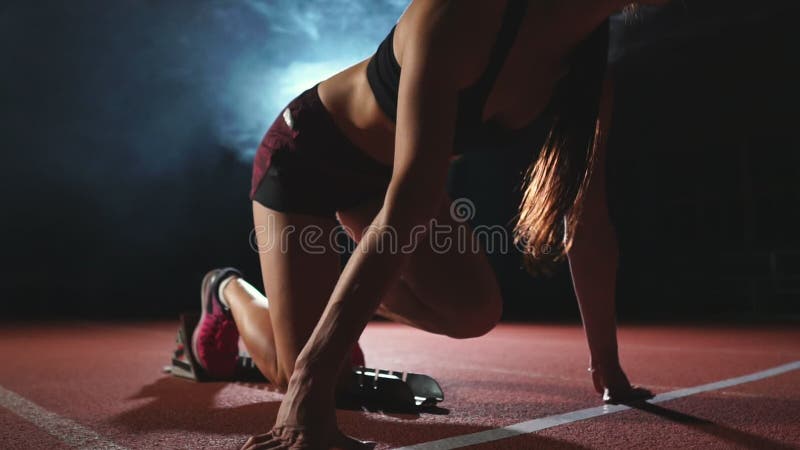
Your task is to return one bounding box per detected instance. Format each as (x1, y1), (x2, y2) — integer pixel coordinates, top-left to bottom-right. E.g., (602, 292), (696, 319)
(241, 370), (375, 450)
(590, 363), (654, 405)
(241, 427), (373, 450)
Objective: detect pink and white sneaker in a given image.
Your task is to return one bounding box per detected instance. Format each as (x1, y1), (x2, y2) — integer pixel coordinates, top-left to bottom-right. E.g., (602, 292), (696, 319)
(191, 268), (242, 379)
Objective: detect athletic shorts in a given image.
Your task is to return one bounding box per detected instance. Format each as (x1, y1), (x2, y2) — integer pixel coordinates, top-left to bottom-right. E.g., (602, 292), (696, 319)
(250, 84), (393, 219)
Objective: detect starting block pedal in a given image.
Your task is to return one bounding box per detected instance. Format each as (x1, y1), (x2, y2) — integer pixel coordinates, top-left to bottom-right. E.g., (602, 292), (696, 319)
(343, 367), (444, 411)
(163, 311), (444, 410)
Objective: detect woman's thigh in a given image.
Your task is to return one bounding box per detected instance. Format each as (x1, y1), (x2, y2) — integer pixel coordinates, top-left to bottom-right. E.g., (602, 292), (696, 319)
(252, 201), (342, 379)
(337, 196), (503, 338)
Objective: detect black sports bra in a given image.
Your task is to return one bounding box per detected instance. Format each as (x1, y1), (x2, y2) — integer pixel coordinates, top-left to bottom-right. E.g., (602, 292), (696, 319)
(366, 0), (547, 154)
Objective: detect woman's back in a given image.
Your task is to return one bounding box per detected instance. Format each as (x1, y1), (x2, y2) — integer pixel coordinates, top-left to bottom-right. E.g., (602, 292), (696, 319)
(317, 0), (612, 164)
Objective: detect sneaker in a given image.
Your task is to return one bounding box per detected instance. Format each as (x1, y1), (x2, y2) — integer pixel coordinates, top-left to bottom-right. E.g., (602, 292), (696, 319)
(191, 267), (242, 379)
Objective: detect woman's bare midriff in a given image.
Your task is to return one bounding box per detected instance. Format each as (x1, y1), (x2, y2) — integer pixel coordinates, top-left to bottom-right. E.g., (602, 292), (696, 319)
(317, 55), (565, 169)
(317, 60), (398, 167)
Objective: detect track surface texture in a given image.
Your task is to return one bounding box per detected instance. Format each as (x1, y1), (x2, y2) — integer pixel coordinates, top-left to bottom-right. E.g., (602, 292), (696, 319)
(0, 321), (798, 449)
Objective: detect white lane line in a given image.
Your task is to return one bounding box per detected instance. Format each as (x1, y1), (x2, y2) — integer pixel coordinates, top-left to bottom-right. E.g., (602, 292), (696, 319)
(0, 385), (128, 450)
(397, 360), (800, 450)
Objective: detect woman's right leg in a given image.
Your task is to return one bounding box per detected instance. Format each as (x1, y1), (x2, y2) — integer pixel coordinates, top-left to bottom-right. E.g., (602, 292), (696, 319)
(223, 201), (343, 389)
(337, 196), (503, 339)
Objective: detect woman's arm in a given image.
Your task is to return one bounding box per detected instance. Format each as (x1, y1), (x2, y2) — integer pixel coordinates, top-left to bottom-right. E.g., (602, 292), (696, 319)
(567, 75), (619, 370)
(565, 75), (652, 403)
(296, 9), (457, 382)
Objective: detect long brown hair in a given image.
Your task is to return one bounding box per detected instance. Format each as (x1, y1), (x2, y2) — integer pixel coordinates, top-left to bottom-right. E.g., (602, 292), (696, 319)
(514, 21), (610, 269)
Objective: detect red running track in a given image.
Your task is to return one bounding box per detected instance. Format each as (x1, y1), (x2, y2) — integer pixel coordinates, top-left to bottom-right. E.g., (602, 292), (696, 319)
(0, 321), (798, 449)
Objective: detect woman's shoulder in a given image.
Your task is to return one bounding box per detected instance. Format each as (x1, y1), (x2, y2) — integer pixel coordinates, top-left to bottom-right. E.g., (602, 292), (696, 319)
(392, 0), (511, 88)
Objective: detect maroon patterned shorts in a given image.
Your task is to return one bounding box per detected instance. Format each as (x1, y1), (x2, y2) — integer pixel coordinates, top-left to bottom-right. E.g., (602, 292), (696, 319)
(250, 84), (393, 219)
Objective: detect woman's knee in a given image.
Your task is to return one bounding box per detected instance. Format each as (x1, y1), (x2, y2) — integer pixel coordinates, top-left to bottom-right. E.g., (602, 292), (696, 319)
(448, 308), (502, 339)
(443, 290), (503, 339)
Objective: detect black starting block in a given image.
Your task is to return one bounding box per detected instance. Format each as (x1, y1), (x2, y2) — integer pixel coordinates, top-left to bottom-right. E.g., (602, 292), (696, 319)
(163, 312), (444, 411)
(342, 367), (444, 411)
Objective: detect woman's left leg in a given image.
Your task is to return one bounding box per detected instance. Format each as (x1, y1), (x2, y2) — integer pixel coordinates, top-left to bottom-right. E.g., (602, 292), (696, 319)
(337, 196), (504, 339)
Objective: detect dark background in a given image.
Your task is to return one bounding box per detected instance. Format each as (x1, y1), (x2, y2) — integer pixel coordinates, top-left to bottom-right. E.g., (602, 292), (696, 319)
(2, 0), (798, 320)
